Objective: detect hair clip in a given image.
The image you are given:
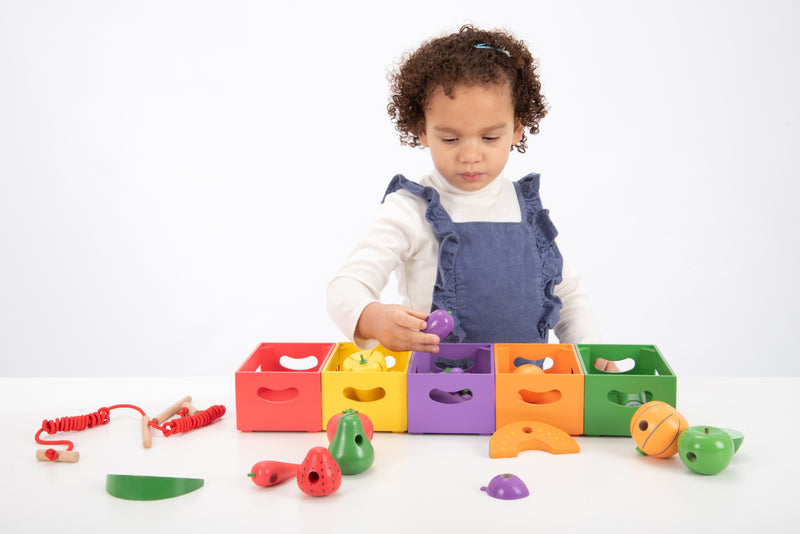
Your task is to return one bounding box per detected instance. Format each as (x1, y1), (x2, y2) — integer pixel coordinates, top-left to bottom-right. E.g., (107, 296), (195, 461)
(474, 43), (511, 57)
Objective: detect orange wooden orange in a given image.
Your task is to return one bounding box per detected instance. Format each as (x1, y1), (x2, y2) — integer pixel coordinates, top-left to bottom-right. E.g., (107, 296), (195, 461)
(490, 421), (580, 458)
(630, 401), (688, 458)
(513, 364), (545, 375)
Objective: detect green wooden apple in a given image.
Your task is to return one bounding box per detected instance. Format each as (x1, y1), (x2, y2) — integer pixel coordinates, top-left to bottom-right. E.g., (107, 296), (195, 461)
(677, 426), (738, 475)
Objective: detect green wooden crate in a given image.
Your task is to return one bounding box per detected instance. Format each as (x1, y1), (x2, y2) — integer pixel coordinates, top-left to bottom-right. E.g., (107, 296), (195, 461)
(576, 345), (677, 436)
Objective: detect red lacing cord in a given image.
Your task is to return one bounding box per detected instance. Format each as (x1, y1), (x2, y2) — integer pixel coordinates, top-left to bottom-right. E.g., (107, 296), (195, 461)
(35, 404), (146, 450)
(35, 402), (225, 460)
(149, 405), (226, 436)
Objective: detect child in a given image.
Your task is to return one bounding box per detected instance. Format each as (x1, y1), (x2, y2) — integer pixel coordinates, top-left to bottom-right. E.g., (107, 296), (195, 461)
(327, 25), (607, 365)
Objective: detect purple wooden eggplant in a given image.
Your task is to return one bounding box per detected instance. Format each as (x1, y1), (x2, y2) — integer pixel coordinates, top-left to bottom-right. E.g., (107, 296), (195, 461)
(423, 309), (454, 339)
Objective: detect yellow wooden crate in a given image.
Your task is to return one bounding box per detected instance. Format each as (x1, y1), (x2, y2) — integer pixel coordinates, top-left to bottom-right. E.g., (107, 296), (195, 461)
(321, 343), (411, 432)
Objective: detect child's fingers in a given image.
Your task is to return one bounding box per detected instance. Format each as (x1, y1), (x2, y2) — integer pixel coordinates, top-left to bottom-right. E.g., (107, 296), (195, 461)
(384, 327), (439, 354)
(412, 343), (440, 353)
(403, 329), (440, 353)
(399, 338), (440, 354)
(406, 308), (431, 321)
(390, 307), (429, 331)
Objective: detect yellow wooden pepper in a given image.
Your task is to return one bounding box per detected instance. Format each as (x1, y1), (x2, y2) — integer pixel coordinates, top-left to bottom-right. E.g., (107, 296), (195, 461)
(341, 349), (387, 372)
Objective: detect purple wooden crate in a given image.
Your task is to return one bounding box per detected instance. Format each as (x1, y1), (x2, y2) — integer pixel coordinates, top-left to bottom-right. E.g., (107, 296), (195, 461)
(407, 343), (495, 434)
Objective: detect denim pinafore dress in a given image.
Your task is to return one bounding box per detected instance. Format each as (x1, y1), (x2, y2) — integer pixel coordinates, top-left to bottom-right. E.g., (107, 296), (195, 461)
(383, 174), (563, 344)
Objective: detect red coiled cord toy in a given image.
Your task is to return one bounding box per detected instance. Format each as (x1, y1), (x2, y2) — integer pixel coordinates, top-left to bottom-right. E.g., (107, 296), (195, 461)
(151, 404), (226, 436)
(34, 396), (225, 462)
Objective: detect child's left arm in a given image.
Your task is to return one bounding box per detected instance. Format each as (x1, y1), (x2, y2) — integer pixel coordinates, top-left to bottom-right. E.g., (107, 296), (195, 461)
(554, 261), (619, 371)
(552, 261), (603, 344)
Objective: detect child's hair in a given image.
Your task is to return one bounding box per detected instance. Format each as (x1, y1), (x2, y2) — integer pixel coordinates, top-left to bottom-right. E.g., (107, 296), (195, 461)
(387, 24), (548, 153)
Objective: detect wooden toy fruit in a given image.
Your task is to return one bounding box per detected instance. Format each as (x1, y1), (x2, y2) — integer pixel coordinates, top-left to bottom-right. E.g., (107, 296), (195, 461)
(247, 460), (300, 487)
(513, 364), (544, 375)
(723, 428), (745, 453)
(678, 426), (738, 475)
(106, 474), (204, 501)
(490, 421), (580, 458)
(481, 473), (530, 500)
(341, 349), (387, 372)
(630, 401), (688, 458)
(297, 446), (342, 497)
(326, 409), (374, 442)
(423, 309), (454, 339)
(328, 409), (375, 475)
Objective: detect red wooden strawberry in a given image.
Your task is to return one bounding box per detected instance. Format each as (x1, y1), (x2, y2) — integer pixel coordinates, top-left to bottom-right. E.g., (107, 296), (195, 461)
(296, 446), (342, 497)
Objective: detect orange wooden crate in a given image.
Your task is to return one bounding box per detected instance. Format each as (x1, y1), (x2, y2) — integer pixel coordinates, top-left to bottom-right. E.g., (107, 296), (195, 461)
(494, 343), (584, 435)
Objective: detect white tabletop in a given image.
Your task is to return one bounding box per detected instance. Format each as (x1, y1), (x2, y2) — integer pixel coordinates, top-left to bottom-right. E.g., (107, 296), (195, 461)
(0, 376), (793, 532)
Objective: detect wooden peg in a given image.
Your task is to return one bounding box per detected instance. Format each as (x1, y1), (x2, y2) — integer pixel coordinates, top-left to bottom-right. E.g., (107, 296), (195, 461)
(36, 449), (80, 463)
(142, 415), (152, 449)
(154, 395), (192, 424)
(181, 401), (199, 416)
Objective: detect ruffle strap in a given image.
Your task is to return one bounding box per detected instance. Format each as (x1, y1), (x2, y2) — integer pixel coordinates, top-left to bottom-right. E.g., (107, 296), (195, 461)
(383, 175), (466, 342)
(517, 173), (564, 340)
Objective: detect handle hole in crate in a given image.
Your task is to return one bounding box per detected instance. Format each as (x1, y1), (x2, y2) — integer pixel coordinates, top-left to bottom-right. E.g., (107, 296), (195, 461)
(257, 386), (300, 403)
(512, 357), (553, 371)
(429, 388), (473, 404)
(278, 355), (319, 371)
(343, 386), (386, 402)
(607, 390), (653, 407)
(593, 357), (635, 373)
(517, 389), (562, 405)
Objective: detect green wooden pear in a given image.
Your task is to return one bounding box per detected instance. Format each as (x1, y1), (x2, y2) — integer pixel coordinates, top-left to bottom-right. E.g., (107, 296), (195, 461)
(328, 409), (375, 474)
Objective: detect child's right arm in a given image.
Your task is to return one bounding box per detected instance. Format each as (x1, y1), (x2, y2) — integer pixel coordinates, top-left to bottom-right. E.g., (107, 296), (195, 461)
(326, 190), (440, 352)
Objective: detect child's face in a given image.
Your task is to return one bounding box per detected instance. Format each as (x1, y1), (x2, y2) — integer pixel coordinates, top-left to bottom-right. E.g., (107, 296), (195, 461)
(419, 83), (523, 192)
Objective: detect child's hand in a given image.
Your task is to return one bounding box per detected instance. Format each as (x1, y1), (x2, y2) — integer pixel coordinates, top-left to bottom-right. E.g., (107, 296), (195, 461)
(356, 303), (441, 353)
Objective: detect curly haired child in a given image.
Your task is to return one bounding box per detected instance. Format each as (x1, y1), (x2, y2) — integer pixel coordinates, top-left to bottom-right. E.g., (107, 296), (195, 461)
(327, 25), (612, 368)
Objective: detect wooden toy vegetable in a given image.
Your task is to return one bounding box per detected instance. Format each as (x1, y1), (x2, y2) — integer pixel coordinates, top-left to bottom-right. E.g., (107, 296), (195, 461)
(342, 349), (387, 372)
(328, 409), (375, 475)
(326, 409), (374, 442)
(434, 356), (473, 371)
(247, 460), (300, 487)
(423, 309), (454, 339)
(630, 401), (688, 458)
(297, 446), (342, 497)
(429, 388), (472, 404)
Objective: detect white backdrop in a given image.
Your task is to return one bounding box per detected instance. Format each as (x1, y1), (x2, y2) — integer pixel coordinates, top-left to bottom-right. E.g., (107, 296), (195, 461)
(1, 0), (798, 377)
